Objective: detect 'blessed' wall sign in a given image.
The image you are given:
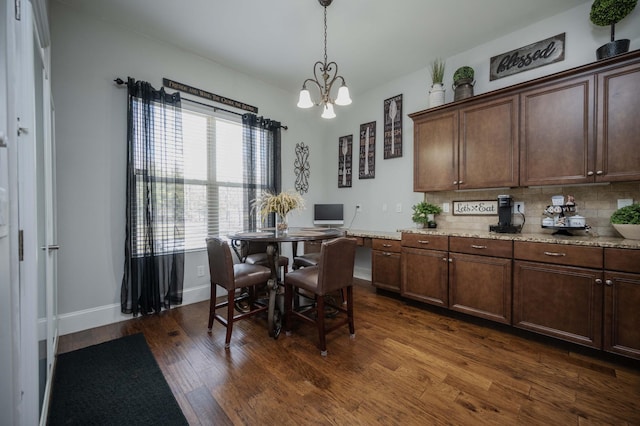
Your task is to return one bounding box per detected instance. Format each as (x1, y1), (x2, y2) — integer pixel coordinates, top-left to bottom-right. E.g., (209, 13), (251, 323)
(490, 33), (565, 81)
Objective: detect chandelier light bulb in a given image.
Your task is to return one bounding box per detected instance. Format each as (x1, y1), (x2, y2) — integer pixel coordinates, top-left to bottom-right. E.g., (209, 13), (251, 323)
(297, 88), (314, 108)
(335, 83), (352, 106)
(321, 103), (336, 119)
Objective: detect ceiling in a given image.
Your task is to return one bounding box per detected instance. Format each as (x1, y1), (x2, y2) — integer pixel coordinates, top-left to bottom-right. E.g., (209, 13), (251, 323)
(54, 0), (589, 97)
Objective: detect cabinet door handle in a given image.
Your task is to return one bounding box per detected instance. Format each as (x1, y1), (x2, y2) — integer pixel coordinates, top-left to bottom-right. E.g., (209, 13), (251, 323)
(605, 279), (613, 286)
(471, 245), (487, 249)
(453, 181), (458, 185)
(442, 257), (448, 262)
(587, 171), (594, 176)
(596, 170), (603, 175)
(543, 251), (566, 257)
(418, 240), (430, 244)
(458, 180), (464, 185)
(595, 279), (602, 285)
(448, 258), (453, 263)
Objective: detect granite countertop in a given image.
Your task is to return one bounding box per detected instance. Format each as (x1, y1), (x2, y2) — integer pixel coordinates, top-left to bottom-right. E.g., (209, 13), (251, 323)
(346, 228), (640, 249)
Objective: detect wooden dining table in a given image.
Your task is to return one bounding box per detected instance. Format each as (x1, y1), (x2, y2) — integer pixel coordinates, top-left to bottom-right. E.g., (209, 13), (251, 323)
(228, 227), (345, 338)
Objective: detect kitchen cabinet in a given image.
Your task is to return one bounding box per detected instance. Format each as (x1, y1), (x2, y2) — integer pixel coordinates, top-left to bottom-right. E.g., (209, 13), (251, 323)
(603, 248), (640, 360)
(448, 237), (513, 324)
(595, 62), (640, 182)
(401, 233), (448, 306)
(411, 95), (518, 191)
(520, 74), (595, 186)
(513, 241), (604, 349)
(371, 238), (402, 293)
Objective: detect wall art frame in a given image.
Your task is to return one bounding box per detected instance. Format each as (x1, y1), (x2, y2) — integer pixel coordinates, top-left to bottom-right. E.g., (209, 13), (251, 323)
(383, 94), (402, 159)
(338, 135), (352, 188)
(359, 121), (376, 179)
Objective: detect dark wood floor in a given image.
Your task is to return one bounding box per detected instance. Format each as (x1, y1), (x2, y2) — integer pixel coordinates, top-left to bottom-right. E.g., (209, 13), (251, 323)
(57, 279), (640, 425)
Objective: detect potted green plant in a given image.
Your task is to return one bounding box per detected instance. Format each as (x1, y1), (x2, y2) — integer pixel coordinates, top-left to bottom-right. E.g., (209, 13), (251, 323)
(411, 201), (443, 228)
(590, 0), (637, 60)
(452, 66), (475, 101)
(429, 59), (446, 107)
(610, 203), (640, 239)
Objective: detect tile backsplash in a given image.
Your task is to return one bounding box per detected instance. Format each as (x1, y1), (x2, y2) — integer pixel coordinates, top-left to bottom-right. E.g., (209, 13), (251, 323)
(424, 182), (640, 238)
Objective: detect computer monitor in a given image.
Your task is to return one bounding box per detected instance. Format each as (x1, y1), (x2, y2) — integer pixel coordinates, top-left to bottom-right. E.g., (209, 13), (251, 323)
(313, 204), (344, 227)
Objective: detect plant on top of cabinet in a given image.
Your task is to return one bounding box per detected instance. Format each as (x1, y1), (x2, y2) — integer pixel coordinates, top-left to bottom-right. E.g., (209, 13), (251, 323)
(610, 203), (640, 239)
(429, 59), (446, 107)
(411, 201), (442, 228)
(590, 0), (637, 59)
(453, 66), (475, 101)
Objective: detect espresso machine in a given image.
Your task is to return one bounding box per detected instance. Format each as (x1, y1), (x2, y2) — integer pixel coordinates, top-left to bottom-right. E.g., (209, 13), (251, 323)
(489, 195), (522, 233)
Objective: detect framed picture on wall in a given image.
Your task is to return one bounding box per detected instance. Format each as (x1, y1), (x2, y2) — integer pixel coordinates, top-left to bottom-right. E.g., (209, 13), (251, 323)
(383, 94), (402, 159)
(338, 135), (352, 188)
(359, 121), (375, 179)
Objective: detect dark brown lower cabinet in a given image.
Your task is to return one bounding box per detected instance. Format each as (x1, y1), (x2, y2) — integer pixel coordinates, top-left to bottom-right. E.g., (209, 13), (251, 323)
(513, 260), (603, 349)
(449, 253), (512, 324)
(371, 239), (401, 293)
(401, 246), (448, 307)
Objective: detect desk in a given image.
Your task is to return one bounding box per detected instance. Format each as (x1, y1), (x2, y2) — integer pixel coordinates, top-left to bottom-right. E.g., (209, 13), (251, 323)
(228, 227), (344, 338)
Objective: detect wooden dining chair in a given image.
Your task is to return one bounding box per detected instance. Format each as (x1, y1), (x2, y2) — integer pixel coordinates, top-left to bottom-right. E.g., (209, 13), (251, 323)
(284, 237), (357, 356)
(206, 237), (271, 348)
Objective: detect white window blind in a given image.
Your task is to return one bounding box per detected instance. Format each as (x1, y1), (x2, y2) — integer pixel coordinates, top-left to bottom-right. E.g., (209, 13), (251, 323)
(182, 104), (269, 250)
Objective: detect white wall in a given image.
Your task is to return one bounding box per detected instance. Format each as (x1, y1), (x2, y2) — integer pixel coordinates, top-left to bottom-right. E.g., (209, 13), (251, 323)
(51, 1), (640, 334)
(50, 3), (325, 333)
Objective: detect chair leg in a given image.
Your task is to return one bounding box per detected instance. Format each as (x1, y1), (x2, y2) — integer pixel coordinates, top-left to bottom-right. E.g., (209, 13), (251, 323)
(284, 281), (293, 336)
(207, 286), (216, 331)
(225, 289), (234, 348)
(316, 294), (327, 356)
(347, 286), (355, 337)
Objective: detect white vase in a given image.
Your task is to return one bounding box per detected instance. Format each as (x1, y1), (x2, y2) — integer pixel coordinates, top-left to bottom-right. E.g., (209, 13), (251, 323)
(612, 224), (640, 240)
(429, 83), (445, 107)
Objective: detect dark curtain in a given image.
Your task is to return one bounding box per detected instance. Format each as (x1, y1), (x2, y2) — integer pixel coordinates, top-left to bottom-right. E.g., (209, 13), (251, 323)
(242, 113), (282, 230)
(121, 78), (185, 315)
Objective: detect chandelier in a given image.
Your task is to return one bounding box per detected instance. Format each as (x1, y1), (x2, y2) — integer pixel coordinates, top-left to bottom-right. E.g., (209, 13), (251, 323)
(297, 0), (352, 119)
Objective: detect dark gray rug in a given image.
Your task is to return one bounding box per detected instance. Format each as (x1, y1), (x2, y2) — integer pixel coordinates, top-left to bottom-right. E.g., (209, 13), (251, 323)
(47, 333), (188, 425)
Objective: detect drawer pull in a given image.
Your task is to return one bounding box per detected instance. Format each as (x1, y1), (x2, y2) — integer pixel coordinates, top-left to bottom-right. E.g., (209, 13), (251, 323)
(383, 252), (392, 257)
(471, 245), (487, 249)
(605, 279), (613, 286)
(382, 243), (392, 248)
(543, 251), (566, 257)
(418, 240), (430, 244)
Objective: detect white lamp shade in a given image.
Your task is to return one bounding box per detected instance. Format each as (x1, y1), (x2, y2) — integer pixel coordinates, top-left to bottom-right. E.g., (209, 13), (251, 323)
(335, 85), (352, 106)
(297, 89), (313, 108)
(321, 103), (336, 119)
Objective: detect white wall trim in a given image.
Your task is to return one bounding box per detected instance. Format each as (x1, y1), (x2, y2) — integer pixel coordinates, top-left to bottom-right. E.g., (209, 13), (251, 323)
(57, 283), (210, 336)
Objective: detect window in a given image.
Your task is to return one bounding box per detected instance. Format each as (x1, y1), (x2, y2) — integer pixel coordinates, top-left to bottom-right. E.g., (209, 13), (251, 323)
(181, 104), (273, 250)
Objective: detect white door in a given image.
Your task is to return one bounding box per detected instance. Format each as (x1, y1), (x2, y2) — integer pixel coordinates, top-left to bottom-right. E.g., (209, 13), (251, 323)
(14, 1), (57, 424)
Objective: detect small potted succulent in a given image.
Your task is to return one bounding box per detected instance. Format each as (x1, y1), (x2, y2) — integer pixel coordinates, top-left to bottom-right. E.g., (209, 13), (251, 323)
(452, 66), (475, 101)
(590, 0), (637, 59)
(610, 203), (640, 239)
(411, 201), (443, 228)
(429, 58), (446, 107)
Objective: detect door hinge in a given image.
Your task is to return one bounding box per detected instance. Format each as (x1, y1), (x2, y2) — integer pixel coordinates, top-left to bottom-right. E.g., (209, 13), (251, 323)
(15, 0), (21, 21)
(18, 229), (24, 261)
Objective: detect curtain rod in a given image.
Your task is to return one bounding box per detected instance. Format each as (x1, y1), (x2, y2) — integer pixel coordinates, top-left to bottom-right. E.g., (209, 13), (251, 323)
(113, 78), (288, 130)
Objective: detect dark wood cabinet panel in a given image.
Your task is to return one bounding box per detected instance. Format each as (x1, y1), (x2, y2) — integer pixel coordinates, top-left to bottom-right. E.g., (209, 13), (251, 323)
(459, 95), (519, 189)
(603, 271), (640, 359)
(520, 75), (595, 186)
(449, 253), (512, 324)
(401, 247), (448, 307)
(413, 110), (458, 191)
(596, 62), (640, 182)
(513, 260), (603, 349)
(372, 239), (402, 293)
(604, 248), (640, 273)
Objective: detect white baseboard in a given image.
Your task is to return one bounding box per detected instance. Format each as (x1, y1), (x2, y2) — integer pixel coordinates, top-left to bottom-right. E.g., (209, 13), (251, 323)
(57, 284), (211, 336)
